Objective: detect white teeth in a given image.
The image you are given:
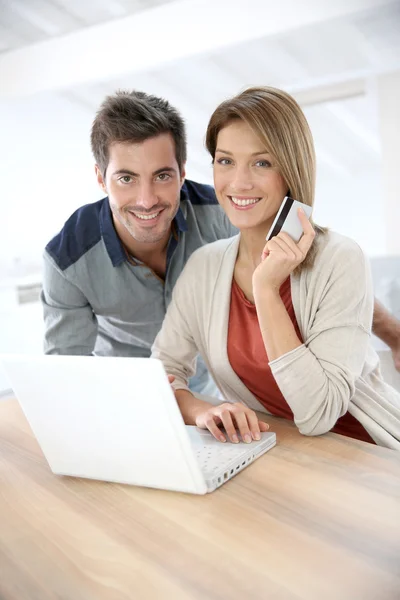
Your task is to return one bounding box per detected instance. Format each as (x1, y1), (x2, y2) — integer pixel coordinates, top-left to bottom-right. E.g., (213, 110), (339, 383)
(132, 211), (160, 220)
(230, 197), (261, 207)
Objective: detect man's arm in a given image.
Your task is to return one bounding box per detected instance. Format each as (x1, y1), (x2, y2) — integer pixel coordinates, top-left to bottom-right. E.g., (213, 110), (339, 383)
(41, 251), (98, 355)
(372, 298), (400, 371)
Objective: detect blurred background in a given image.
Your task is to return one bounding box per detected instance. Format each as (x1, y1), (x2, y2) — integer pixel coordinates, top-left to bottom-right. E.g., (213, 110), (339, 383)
(0, 0), (399, 392)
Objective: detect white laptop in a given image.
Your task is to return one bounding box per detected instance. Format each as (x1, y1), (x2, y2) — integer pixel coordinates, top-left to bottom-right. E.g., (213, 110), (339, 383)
(0, 354), (276, 494)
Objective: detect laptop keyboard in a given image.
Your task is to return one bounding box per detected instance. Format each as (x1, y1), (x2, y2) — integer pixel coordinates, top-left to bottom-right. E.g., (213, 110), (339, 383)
(186, 427), (275, 487)
(194, 442), (253, 477)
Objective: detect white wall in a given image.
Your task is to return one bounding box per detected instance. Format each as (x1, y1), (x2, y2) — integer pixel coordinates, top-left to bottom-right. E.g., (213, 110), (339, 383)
(0, 92), (100, 277)
(0, 92), (100, 392)
(0, 288), (43, 392)
(314, 169), (385, 256)
(377, 70), (400, 254)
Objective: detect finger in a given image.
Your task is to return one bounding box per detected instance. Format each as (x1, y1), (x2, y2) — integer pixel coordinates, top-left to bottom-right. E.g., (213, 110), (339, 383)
(297, 208), (315, 254)
(276, 232), (305, 262)
(167, 375), (175, 384)
(298, 206), (312, 228)
(265, 238), (286, 257)
(219, 408), (239, 443)
(204, 415), (227, 443)
(272, 235), (297, 260)
(243, 409), (262, 441)
(259, 420), (270, 432)
(297, 230), (315, 256)
(231, 409), (252, 443)
(277, 231), (302, 253)
(261, 243), (270, 261)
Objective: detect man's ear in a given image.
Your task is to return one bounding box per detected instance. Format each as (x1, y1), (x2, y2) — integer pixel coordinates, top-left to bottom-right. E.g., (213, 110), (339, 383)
(95, 164), (107, 193)
(180, 165), (186, 187)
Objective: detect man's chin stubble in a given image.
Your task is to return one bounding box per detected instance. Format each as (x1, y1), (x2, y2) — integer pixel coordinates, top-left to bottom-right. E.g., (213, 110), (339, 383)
(125, 223), (168, 244)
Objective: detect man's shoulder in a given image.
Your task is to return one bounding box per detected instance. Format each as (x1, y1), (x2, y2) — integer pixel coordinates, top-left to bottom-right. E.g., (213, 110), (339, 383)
(182, 179), (217, 205)
(182, 179), (237, 240)
(45, 198), (107, 271)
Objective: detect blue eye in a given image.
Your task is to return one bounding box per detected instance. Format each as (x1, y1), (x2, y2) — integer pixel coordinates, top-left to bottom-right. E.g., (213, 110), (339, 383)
(255, 160), (271, 168)
(216, 158), (232, 166)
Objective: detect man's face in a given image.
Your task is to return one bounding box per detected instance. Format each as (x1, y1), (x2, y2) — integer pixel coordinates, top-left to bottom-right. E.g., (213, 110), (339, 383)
(96, 134), (185, 245)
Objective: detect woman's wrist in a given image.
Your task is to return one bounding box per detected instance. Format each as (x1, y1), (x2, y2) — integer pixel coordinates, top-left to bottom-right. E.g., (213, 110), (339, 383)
(253, 282), (282, 306)
(175, 389), (211, 425)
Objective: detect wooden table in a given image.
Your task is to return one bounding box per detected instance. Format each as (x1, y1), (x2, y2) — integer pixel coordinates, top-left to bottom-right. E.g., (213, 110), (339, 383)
(0, 399), (399, 600)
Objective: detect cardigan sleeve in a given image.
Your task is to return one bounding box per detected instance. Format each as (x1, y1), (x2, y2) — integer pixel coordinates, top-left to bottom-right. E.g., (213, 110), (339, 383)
(151, 255), (201, 393)
(269, 240), (374, 436)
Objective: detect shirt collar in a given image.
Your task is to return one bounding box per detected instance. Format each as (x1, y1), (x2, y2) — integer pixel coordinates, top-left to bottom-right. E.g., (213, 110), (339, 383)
(100, 198), (126, 267)
(175, 184), (189, 232)
(100, 190), (188, 267)
(174, 205), (188, 233)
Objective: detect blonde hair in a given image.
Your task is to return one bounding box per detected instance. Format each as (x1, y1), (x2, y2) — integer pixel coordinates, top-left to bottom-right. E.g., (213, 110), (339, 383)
(206, 86), (326, 270)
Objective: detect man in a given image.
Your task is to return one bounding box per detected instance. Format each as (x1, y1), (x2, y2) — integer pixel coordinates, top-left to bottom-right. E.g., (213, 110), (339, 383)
(41, 90), (400, 388)
(41, 90), (235, 393)
(373, 300), (400, 371)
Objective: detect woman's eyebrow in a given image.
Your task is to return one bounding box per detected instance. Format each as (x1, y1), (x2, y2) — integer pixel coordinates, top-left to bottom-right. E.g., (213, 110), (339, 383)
(215, 149), (271, 156)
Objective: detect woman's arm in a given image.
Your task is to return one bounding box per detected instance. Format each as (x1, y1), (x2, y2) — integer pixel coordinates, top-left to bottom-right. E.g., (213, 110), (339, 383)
(252, 209), (314, 362)
(254, 286), (303, 361)
(151, 262), (201, 394)
(254, 236), (373, 436)
(152, 252), (269, 443)
(252, 212), (376, 436)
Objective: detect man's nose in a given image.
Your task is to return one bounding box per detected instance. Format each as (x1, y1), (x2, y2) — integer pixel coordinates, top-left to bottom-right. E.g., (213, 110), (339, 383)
(135, 183), (159, 210)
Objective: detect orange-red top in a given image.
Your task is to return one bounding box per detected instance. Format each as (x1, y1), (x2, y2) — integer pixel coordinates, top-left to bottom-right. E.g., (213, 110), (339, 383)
(227, 277), (375, 444)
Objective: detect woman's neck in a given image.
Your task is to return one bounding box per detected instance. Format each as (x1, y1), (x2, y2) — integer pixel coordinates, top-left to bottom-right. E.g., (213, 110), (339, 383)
(237, 224), (270, 270)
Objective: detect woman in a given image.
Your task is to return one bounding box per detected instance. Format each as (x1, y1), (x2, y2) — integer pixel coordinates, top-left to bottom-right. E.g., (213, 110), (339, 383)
(152, 86), (400, 449)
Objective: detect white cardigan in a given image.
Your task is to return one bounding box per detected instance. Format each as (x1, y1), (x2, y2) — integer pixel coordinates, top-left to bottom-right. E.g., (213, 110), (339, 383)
(152, 232), (400, 449)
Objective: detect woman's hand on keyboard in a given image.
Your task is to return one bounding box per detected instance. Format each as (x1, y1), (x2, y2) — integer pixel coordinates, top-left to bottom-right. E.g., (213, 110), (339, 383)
(194, 402), (269, 444)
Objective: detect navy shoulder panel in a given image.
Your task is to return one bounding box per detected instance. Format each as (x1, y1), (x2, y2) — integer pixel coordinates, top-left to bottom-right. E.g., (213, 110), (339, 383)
(183, 179), (217, 205)
(45, 199), (105, 271)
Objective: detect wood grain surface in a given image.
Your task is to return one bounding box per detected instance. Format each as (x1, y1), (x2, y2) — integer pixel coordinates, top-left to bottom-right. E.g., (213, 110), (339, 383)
(0, 399), (399, 600)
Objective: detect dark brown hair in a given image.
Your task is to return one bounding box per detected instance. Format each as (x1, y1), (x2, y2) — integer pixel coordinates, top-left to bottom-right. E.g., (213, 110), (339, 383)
(91, 90), (187, 175)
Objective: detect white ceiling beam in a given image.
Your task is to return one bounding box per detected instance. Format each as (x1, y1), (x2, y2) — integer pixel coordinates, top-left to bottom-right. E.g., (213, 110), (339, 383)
(0, 0), (390, 99)
(10, 0), (82, 36)
(291, 77), (366, 106)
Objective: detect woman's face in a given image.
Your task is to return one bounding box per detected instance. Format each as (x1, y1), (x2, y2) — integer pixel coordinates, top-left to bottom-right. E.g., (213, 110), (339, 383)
(213, 120), (287, 233)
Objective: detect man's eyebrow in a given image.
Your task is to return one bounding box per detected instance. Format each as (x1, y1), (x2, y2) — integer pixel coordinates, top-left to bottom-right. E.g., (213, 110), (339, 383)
(152, 167), (176, 176)
(112, 167), (176, 177)
(112, 169), (139, 177)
